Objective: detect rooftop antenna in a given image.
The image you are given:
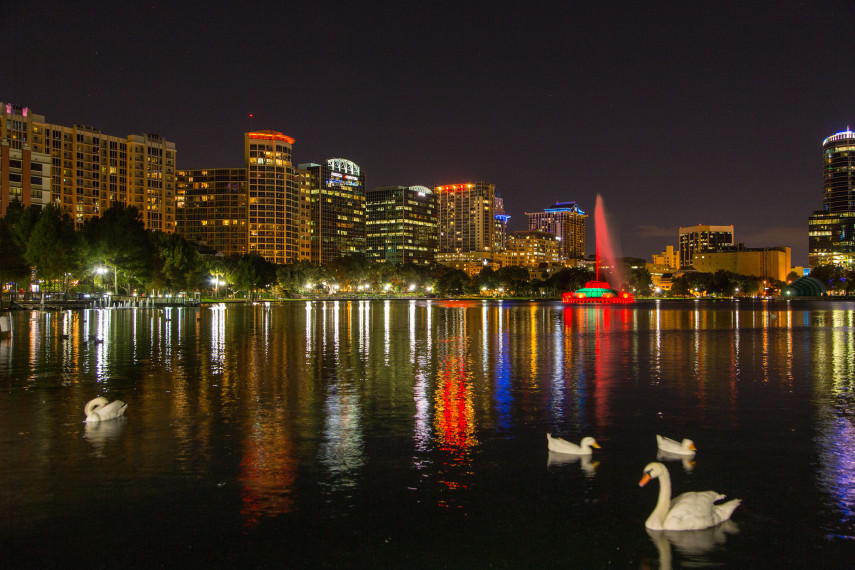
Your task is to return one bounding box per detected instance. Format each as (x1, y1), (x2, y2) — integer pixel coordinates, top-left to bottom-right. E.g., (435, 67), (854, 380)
(249, 113), (254, 131)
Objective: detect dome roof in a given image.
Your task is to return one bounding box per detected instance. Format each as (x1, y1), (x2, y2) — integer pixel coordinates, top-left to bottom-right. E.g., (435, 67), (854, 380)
(782, 276), (826, 297)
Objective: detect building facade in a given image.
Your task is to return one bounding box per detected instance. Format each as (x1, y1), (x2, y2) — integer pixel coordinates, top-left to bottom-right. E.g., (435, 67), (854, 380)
(499, 230), (561, 279)
(525, 201), (587, 260)
(436, 181), (496, 254)
(245, 131), (297, 265)
(1, 102), (176, 231)
(494, 193), (510, 251)
(691, 246), (792, 282)
(366, 185), (437, 265)
(176, 168), (248, 257)
(295, 167), (312, 262)
(809, 129), (855, 267)
(678, 224), (734, 268)
(301, 158), (366, 265)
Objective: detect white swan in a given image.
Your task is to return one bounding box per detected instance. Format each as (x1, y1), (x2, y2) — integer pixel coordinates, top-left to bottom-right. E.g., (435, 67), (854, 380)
(657, 435), (697, 456)
(546, 434), (601, 455)
(639, 462), (740, 531)
(84, 397), (128, 423)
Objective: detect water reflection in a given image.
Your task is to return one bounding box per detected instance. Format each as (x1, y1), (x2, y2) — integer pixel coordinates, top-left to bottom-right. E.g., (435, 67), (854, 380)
(2, 300), (855, 565)
(815, 308), (855, 539)
(547, 450), (599, 477)
(84, 416), (127, 458)
(656, 449), (696, 473)
(646, 520), (739, 570)
(239, 417), (297, 527)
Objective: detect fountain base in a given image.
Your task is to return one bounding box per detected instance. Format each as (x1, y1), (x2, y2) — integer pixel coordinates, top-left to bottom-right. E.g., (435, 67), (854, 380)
(562, 281), (634, 304)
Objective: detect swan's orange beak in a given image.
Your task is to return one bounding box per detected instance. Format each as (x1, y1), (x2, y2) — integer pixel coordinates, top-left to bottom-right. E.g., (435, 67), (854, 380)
(639, 473), (651, 487)
(689, 443), (697, 451)
(592, 442), (601, 449)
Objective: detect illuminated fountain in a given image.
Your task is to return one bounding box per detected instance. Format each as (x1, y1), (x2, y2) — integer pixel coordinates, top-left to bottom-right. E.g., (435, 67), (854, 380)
(562, 194), (634, 304)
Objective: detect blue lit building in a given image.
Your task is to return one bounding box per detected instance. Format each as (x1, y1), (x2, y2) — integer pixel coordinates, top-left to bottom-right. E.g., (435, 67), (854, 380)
(525, 201), (587, 260)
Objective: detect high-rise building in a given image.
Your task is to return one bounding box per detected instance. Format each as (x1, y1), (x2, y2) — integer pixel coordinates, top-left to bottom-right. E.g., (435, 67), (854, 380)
(176, 168), (248, 257)
(809, 129), (855, 267)
(246, 131), (297, 264)
(366, 185), (437, 265)
(300, 158), (366, 265)
(436, 181), (496, 254)
(1, 102), (176, 231)
(294, 167), (312, 262)
(525, 201), (587, 260)
(0, 104), (51, 214)
(678, 224), (734, 268)
(176, 130), (298, 264)
(494, 193), (510, 252)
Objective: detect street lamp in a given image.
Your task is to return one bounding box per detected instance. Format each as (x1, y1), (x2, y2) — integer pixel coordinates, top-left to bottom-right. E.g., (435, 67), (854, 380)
(95, 266), (107, 291)
(211, 277), (222, 299)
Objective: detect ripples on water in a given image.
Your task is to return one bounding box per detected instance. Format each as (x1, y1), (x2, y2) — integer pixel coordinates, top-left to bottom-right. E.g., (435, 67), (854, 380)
(0, 299), (854, 567)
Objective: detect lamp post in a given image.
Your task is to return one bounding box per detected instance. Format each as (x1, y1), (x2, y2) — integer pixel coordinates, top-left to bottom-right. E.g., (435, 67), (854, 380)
(95, 266), (107, 292)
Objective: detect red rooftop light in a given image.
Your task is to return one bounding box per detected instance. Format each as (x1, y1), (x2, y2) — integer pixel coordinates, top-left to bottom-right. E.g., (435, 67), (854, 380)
(248, 131), (295, 144)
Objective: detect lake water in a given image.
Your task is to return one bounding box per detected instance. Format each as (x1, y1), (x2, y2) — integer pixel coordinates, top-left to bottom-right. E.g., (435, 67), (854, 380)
(1, 299), (853, 568)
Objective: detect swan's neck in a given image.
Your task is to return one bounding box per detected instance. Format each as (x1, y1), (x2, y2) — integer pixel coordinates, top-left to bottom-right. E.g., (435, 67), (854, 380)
(647, 470), (672, 530)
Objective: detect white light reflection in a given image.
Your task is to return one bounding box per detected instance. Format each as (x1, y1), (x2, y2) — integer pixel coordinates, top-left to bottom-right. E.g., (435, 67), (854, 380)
(414, 366), (431, 452)
(92, 308), (109, 381)
(321, 301), (328, 354)
(305, 301), (312, 361)
(319, 387), (365, 491)
(482, 304), (489, 374)
(163, 308), (173, 370)
(211, 303), (226, 373)
(409, 300), (417, 357)
(359, 300), (370, 358)
(383, 300), (391, 365)
(333, 300), (340, 355)
(652, 302), (662, 384)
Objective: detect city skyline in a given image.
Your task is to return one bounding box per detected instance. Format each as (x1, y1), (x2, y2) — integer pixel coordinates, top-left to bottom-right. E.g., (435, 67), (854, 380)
(3, 2), (855, 266)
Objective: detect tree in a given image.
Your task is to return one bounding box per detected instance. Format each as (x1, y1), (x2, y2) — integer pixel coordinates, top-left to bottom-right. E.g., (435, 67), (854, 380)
(147, 231), (204, 293)
(546, 267), (593, 294)
(432, 265), (469, 296)
(231, 253), (276, 299)
(670, 275), (691, 297)
(473, 267), (498, 293)
(326, 253), (370, 290)
(626, 266), (654, 296)
(810, 264), (847, 293)
(24, 205), (80, 292)
(495, 265), (530, 295)
(83, 204), (149, 294)
(0, 204), (31, 291)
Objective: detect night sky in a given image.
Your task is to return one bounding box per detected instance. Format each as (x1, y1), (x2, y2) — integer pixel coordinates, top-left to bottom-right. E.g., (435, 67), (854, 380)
(3, 1), (854, 266)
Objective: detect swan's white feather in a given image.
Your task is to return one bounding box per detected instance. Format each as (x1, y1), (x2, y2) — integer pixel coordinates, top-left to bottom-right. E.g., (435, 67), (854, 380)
(640, 461), (740, 531)
(85, 397), (128, 423)
(656, 435), (697, 456)
(546, 434), (600, 455)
